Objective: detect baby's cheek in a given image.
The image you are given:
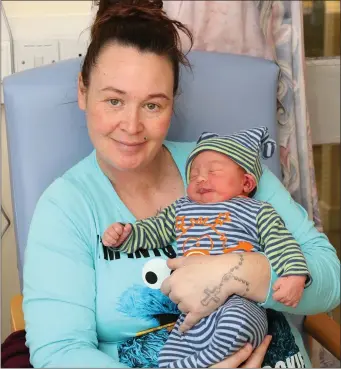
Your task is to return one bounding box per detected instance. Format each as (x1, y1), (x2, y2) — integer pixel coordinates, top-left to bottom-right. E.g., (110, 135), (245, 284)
(187, 183), (196, 198)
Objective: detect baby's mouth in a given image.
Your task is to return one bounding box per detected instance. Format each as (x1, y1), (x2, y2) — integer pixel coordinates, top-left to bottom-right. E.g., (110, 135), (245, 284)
(197, 188), (213, 194)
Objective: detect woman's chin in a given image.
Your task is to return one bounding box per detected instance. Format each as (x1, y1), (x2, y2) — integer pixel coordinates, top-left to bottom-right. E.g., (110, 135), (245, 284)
(113, 157), (146, 171)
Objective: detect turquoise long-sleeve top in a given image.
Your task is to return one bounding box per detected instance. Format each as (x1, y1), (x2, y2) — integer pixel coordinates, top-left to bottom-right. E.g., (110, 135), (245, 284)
(23, 141), (340, 368)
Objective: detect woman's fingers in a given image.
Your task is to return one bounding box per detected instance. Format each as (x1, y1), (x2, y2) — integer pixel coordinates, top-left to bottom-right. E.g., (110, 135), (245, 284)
(166, 256), (189, 270)
(169, 292), (181, 305)
(179, 312), (202, 333)
(241, 335), (272, 368)
(210, 344), (253, 368)
(160, 276), (171, 296)
(177, 302), (189, 313)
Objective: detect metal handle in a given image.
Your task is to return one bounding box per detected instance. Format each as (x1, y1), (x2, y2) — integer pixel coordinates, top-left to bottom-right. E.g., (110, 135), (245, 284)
(1, 205), (11, 238)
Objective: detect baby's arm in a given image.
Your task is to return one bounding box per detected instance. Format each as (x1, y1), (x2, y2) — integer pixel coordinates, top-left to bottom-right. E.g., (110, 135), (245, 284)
(102, 202), (177, 253)
(257, 203), (311, 307)
(272, 275), (306, 307)
(102, 223), (132, 247)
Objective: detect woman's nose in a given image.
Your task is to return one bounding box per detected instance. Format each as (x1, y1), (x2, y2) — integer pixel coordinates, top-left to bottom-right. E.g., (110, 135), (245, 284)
(121, 107), (143, 134)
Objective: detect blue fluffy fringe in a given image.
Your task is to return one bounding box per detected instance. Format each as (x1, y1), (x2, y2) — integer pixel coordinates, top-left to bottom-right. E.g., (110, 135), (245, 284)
(118, 329), (169, 368)
(116, 285), (180, 367)
(117, 285), (180, 319)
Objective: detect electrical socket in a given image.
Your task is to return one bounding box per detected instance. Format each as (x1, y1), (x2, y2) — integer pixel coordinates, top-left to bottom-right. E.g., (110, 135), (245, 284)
(14, 40), (59, 73)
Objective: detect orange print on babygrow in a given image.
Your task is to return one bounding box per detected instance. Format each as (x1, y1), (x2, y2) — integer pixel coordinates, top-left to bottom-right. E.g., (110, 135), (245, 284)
(176, 212), (233, 257)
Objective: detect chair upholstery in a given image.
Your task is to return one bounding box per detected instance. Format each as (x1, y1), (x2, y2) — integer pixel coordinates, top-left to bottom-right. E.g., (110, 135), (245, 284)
(3, 51), (279, 287)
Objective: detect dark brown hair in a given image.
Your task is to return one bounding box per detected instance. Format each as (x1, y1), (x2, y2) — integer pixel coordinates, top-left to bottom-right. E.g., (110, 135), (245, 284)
(81, 0), (193, 95)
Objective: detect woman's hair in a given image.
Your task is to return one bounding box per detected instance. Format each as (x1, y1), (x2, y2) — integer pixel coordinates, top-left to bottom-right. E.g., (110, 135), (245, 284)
(81, 0), (193, 95)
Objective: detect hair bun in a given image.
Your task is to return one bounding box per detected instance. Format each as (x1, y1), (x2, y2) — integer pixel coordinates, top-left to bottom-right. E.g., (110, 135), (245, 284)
(95, 0), (163, 18)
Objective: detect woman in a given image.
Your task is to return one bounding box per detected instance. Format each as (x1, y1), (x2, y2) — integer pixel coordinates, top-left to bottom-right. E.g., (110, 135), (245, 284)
(22, 0), (340, 368)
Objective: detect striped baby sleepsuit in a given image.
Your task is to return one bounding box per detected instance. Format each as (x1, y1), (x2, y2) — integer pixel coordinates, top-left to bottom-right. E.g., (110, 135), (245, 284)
(116, 127), (311, 368)
(118, 196), (310, 368)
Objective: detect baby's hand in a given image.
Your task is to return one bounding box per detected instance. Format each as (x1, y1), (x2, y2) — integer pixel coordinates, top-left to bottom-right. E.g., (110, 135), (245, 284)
(272, 275), (306, 308)
(102, 223), (132, 247)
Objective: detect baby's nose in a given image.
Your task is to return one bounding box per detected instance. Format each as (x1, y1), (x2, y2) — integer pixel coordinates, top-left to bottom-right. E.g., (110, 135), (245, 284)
(196, 174), (207, 182)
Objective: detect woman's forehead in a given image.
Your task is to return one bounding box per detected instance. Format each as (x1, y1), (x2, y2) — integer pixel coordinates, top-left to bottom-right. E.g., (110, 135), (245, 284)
(90, 44), (174, 95)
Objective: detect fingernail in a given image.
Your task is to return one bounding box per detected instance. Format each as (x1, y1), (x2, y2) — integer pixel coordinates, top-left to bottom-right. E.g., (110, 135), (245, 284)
(245, 343), (252, 350)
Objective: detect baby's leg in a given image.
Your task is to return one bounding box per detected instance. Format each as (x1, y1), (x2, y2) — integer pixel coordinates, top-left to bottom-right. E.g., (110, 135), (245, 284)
(158, 295), (268, 368)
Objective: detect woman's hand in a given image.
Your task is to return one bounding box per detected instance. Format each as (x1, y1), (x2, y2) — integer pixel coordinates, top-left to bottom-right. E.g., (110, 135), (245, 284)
(210, 335), (272, 368)
(161, 253), (270, 332)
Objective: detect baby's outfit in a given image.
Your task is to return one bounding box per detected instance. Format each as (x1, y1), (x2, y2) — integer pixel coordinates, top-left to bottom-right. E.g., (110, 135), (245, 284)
(117, 127), (311, 368)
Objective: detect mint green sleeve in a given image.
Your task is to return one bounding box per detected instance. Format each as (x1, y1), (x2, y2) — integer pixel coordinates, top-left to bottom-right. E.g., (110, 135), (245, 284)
(23, 179), (129, 368)
(254, 166), (340, 315)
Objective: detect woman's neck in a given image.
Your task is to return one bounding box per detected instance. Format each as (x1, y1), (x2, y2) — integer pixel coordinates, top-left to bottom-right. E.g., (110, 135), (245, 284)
(97, 147), (168, 196)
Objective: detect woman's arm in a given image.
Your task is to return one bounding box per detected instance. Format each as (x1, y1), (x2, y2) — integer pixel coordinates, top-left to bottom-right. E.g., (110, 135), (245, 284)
(254, 166), (340, 314)
(23, 179), (128, 368)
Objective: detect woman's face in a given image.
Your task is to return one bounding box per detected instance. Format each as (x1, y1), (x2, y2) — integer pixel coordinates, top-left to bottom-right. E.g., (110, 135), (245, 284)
(78, 43), (174, 171)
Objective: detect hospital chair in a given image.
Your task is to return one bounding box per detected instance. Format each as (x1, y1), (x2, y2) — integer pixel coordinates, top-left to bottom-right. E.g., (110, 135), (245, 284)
(3, 50), (340, 361)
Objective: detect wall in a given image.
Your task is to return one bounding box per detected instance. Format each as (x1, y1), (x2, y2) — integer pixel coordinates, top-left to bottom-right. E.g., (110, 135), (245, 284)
(1, 106), (21, 341)
(305, 58), (340, 145)
(3, 1), (91, 16)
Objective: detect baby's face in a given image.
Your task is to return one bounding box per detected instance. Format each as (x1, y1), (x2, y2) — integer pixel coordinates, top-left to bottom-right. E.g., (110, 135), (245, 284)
(187, 151), (255, 204)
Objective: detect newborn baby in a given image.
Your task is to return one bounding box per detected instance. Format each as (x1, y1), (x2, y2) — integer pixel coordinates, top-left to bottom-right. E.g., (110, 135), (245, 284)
(103, 127), (311, 368)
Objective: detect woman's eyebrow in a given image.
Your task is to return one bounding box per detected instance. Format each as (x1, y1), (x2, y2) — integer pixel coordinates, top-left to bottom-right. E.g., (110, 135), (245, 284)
(147, 93), (170, 100)
(100, 87), (170, 100)
(100, 86), (126, 94)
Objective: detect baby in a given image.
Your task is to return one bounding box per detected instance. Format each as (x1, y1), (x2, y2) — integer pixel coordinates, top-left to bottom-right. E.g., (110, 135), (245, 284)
(103, 127), (311, 368)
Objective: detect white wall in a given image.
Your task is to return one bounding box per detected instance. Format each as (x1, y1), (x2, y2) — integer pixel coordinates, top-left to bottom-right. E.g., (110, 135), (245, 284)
(3, 1), (92, 16)
(306, 58), (340, 145)
(1, 106), (21, 342)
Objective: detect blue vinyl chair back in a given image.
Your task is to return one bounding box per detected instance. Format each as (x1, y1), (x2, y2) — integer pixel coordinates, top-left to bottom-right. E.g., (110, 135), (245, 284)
(3, 50), (279, 288)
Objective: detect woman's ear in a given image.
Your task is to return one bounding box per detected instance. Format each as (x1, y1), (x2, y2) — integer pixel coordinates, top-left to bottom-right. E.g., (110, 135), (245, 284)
(243, 174), (257, 195)
(78, 73), (87, 111)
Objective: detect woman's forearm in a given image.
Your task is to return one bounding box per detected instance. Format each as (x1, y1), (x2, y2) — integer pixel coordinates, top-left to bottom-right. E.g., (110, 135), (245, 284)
(213, 252), (271, 304)
(164, 253), (271, 333)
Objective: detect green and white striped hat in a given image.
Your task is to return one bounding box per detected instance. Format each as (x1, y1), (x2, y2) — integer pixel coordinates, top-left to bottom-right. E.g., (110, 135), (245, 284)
(185, 126), (276, 188)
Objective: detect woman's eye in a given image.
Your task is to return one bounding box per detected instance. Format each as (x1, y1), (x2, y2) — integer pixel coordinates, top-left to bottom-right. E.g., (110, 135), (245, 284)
(109, 99), (121, 107)
(145, 103), (159, 111)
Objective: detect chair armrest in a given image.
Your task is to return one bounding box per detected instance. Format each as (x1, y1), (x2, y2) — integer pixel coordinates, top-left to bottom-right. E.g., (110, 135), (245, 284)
(11, 294), (25, 332)
(304, 313), (340, 360)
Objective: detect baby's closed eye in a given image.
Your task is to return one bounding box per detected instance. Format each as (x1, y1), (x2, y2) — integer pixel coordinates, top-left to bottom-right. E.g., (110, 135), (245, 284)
(209, 169), (224, 175)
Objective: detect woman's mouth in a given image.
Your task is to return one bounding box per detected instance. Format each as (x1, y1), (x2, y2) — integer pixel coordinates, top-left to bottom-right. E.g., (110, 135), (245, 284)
(113, 139), (146, 152)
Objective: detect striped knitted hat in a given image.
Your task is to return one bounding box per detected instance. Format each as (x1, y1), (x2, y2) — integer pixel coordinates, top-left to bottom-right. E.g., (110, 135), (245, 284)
(185, 126), (276, 188)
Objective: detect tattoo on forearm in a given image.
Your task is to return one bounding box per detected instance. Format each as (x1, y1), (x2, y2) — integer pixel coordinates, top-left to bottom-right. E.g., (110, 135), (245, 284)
(200, 254), (250, 306)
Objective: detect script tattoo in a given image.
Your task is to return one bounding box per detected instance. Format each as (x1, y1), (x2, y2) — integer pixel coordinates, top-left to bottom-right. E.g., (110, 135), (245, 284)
(201, 254), (250, 306)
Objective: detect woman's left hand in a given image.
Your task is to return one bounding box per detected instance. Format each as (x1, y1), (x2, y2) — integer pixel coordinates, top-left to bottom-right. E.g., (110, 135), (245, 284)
(161, 253), (270, 333)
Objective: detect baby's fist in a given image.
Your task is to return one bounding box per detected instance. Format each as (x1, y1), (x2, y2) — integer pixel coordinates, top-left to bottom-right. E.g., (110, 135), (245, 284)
(102, 223), (132, 247)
